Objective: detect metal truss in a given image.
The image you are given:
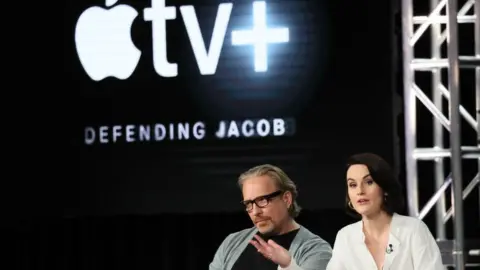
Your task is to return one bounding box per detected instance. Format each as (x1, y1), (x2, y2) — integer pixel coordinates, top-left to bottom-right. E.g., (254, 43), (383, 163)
(402, 0), (479, 269)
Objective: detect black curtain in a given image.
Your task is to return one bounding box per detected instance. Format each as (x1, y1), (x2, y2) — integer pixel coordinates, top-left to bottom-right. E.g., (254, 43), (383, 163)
(14, 210), (355, 270)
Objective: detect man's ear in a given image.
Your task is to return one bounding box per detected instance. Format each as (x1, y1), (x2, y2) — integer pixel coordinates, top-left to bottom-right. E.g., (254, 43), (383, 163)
(283, 191), (293, 206)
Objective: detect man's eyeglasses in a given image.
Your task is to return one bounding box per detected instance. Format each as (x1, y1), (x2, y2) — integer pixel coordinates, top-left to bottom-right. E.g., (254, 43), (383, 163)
(241, 190), (283, 211)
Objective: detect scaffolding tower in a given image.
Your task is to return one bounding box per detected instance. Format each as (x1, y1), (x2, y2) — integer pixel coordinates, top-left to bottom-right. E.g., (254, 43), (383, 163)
(401, 0), (479, 269)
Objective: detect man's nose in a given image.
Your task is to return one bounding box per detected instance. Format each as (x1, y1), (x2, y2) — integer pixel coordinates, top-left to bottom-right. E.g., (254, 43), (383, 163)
(251, 204), (262, 215)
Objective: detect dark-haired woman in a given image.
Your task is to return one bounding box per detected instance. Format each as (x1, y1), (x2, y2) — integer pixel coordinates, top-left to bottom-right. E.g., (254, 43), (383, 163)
(326, 153), (443, 270)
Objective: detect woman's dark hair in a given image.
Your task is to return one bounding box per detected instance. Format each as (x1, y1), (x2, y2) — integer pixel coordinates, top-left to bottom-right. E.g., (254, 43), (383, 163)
(344, 153), (405, 218)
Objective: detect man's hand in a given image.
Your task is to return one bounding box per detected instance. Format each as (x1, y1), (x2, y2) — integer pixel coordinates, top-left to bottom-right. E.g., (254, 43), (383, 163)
(250, 234), (292, 268)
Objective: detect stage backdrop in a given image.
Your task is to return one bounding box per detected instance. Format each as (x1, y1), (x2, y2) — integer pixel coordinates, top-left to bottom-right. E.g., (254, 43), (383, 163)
(67, 0), (398, 215)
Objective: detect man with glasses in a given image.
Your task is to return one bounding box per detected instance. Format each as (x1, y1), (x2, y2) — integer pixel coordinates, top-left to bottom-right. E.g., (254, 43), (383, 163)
(209, 164), (332, 270)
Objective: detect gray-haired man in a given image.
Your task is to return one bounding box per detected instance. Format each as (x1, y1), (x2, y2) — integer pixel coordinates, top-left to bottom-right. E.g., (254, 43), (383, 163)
(209, 164), (332, 270)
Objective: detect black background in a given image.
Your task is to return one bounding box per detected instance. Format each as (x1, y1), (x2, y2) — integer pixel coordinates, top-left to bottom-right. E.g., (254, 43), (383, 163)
(11, 0), (480, 269)
(66, 0), (397, 215)
(13, 0), (479, 269)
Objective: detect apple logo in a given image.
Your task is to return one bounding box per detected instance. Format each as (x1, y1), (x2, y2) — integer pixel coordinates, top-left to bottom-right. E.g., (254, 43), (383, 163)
(74, 0), (141, 81)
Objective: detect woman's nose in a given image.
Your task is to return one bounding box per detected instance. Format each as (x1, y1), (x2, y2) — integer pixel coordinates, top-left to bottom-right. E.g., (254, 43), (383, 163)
(357, 184), (365, 195)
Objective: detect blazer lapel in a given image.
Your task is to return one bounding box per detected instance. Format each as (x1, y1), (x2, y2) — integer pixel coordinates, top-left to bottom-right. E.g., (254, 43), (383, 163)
(383, 214), (402, 269)
(355, 221), (378, 269)
(355, 242), (378, 269)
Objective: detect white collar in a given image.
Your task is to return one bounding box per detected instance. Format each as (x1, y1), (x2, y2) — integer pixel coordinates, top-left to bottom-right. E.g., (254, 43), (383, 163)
(353, 213), (402, 269)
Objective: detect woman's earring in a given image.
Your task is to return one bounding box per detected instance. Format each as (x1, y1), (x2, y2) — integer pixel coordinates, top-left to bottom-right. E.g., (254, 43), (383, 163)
(348, 201), (354, 209)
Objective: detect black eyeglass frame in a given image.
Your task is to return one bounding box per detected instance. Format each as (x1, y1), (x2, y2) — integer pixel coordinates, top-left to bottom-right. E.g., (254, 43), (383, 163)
(241, 190), (283, 211)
